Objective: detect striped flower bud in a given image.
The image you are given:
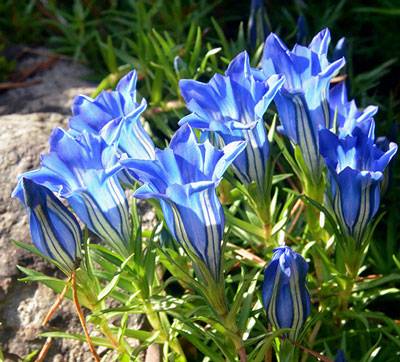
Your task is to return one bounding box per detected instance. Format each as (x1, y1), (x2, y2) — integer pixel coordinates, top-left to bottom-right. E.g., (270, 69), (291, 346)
(262, 246), (311, 339)
(15, 178), (82, 275)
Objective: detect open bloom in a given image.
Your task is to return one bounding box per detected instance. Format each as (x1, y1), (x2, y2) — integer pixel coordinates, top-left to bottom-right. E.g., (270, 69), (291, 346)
(258, 28), (345, 183)
(15, 178), (81, 275)
(262, 246), (310, 339)
(179, 51), (284, 189)
(319, 125), (397, 243)
(122, 124), (246, 280)
(13, 129), (131, 256)
(70, 70), (155, 184)
(329, 81), (377, 138)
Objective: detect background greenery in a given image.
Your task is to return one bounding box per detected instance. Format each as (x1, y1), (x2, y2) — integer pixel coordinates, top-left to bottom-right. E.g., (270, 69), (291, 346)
(1, 1), (399, 360)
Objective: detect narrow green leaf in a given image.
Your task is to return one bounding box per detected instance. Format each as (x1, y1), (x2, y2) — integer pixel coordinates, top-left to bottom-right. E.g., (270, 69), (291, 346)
(225, 213), (266, 239)
(354, 274), (400, 291)
(211, 17), (230, 57)
(189, 26), (202, 73)
(199, 47), (221, 73)
(40, 331), (114, 348)
(112, 328), (162, 343)
(97, 253), (136, 302)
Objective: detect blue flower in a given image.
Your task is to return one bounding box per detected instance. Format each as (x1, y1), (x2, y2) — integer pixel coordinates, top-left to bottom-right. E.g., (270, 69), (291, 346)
(14, 178), (81, 275)
(179, 51), (284, 190)
(262, 246), (311, 339)
(319, 126), (397, 243)
(259, 29), (345, 183)
(122, 124), (246, 280)
(13, 129), (131, 256)
(70, 70), (155, 181)
(330, 81), (377, 138)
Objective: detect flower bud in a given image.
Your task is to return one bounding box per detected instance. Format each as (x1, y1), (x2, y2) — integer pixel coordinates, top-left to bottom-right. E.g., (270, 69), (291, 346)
(15, 178), (81, 275)
(262, 246), (311, 339)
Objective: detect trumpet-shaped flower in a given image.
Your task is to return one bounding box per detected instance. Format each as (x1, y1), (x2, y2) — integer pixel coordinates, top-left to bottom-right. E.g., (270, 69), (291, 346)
(15, 178), (81, 275)
(259, 29), (345, 183)
(179, 51), (284, 189)
(122, 124), (246, 280)
(13, 129), (131, 256)
(262, 246), (310, 339)
(319, 126), (397, 243)
(330, 81), (377, 138)
(70, 70), (155, 179)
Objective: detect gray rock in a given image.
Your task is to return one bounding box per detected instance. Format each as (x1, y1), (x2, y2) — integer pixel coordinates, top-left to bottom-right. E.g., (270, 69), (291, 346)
(0, 50), (94, 116)
(0, 113), (66, 278)
(0, 52), (98, 361)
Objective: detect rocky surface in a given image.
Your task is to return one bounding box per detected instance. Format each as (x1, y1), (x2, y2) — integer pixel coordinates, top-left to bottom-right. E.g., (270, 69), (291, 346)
(0, 49), (95, 116)
(0, 52), (99, 361)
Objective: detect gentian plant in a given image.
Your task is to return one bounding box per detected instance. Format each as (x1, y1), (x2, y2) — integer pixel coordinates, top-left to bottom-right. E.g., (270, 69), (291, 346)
(10, 27), (399, 362)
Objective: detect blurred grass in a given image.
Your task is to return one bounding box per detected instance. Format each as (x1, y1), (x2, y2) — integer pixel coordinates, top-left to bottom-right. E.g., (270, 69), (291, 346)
(1, 1), (399, 121)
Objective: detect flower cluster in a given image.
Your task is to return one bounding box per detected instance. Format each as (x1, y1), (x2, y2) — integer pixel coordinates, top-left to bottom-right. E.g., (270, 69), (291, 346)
(12, 28), (397, 348)
(256, 29), (345, 184)
(13, 71), (154, 259)
(254, 28), (397, 246)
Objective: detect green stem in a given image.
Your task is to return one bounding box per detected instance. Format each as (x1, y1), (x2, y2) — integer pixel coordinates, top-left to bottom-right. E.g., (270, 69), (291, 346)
(129, 257), (186, 361)
(338, 239), (365, 311)
(310, 246), (325, 284)
(304, 180), (326, 241)
(143, 300), (186, 361)
(76, 269), (131, 356)
(303, 180), (328, 284)
(99, 319), (129, 354)
(209, 285), (247, 362)
(263, 222), (272, 241)
(253, 185), (272, 246)
(279, 339), (298, 362)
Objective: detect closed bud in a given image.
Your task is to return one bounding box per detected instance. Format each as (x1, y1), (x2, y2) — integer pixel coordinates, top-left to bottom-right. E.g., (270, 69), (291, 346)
(15, 178), (82, 275)
(262, 246), (311, 340)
